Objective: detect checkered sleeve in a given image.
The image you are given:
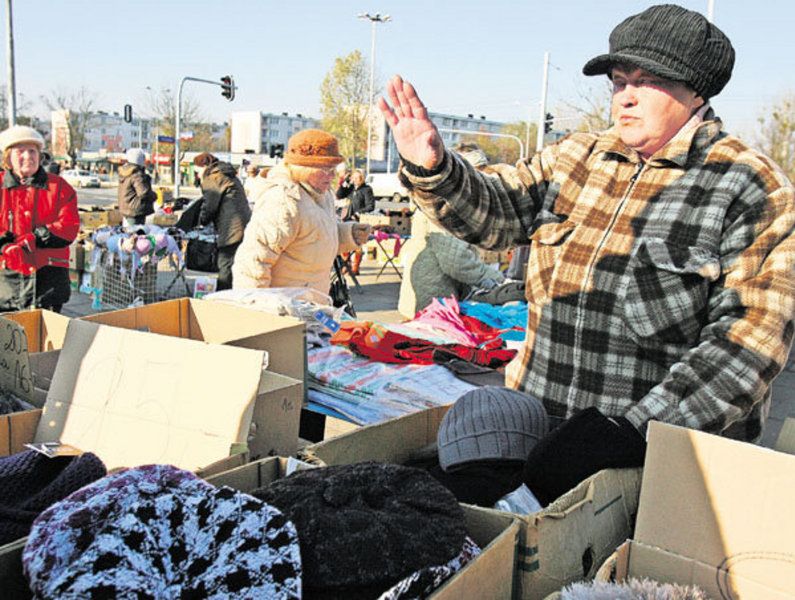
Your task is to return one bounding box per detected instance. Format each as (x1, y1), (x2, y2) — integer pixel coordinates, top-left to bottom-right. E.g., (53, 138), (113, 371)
(399, 147), (557, 251)
(625, 171), (795, 437)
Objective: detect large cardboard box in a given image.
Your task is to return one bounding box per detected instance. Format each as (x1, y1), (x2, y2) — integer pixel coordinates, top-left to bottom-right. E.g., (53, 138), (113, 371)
(78, 207), (121, 230)
(82, 298), (306, 384)
(597, 421), (795, 599)
(206, 456), (520, 600)
(300, 406), (642, 600)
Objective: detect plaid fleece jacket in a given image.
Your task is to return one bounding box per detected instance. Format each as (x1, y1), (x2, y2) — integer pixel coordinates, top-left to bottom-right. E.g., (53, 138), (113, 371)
(401, 113), (795, 441)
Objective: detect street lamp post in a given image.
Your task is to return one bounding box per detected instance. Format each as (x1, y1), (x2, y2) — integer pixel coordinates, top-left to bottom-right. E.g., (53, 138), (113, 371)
(358, 12), (390, 177)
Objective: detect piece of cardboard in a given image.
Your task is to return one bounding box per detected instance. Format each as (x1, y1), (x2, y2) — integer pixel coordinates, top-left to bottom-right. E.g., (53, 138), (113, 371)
(82, 298), (306, 383)
(607, 422), (795, 599)
(206, 456), (519, 600)
(301, 406), (642, 600)
(775, 417), (795, 455)
(250, 371), (302, 459)
(35, 319), (265, 472)
(0, 318), (34, 404)
(0, 409), (41, 458)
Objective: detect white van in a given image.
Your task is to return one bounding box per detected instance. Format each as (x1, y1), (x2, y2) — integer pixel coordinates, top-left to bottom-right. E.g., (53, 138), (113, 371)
(366, 172), (409, 202)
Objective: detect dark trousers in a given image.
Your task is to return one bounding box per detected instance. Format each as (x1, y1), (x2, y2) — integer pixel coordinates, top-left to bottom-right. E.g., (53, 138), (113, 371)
(216, 242), (241, 291)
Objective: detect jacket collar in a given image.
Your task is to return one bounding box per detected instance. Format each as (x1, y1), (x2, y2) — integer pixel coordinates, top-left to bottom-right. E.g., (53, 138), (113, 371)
(595, 106), (723, 168)
(2, 167), (48, 189)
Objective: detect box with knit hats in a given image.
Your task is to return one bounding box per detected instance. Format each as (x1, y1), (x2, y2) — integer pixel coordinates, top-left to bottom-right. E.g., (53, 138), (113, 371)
(300, 387), (643, 600)
(204, 455), (520, 599)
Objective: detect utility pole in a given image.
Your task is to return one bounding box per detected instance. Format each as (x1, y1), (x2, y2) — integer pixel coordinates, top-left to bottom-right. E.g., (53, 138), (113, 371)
(706, 0), (715, 22)
(536, 51), (550, 152)
(358, 12), (391, 177)
(5, 0), (17, 126)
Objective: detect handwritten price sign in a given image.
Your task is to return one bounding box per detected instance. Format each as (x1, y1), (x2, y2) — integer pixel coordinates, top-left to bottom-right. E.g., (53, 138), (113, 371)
(0, 318), (33, 403)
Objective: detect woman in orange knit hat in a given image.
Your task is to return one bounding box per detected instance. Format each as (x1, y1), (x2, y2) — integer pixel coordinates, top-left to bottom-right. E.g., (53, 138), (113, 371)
(232, 129), (370, 293)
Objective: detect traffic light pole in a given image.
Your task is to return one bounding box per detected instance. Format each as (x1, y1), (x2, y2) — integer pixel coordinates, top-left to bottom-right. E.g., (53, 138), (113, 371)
(174, 75), (235, 198)
(535, 51), (550, 152)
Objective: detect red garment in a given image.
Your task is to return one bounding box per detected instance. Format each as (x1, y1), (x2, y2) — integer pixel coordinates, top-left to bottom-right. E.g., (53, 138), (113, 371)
(0, 171), (79, 273)
(331, 321), (517, 368)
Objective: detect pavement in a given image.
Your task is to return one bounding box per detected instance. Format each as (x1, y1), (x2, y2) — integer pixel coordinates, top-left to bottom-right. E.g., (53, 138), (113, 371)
(60, 250), (794, 450)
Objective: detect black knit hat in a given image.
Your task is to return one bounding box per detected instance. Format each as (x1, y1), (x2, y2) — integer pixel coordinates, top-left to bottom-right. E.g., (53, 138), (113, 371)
(252, 461), (466, 597)
(583, 4), (735, 99)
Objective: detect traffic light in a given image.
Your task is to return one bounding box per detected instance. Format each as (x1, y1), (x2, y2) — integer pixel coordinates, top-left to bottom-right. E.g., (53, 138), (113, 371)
(269, 144), (284, 159)
(544, 112), (553, 134)
(220, 75), (235, 101)
(123, 104), (133, 123)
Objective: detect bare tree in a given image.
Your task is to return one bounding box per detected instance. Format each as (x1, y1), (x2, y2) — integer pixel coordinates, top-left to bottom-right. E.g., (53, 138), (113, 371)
(563, 80), (613, 133)
(40, 86), (97, 165)
(0, 89), (35, 130)
(756, 93), (795, 181)
(145, 86), (221, 159)
(461, 121), (536, 165)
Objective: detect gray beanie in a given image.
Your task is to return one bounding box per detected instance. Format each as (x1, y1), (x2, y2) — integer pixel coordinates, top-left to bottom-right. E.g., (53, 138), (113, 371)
(438, 386), (549, 472)
(582, 4), (735, 99)
(125, 147), (146, 167)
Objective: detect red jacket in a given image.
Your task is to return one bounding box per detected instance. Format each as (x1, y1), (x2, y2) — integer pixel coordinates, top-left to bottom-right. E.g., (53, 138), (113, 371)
(0, 168), (80, 272)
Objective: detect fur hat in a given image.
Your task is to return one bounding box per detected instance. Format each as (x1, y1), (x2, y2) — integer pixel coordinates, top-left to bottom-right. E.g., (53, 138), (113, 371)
(23, 465), (302, 599)
(253, 461), (466, 597)
(193, 152), (218, 167)
(438, 386), (549, 472)
(284, 129), (345, 168)
(583, 4), (735, 99)
(125, 147), (146, 167)
(0, 125), (45, 152)
(0, 450), (106, 545)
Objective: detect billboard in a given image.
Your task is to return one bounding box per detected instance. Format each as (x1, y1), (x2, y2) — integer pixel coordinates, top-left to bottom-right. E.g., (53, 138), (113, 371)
(51, 109), (70, 160)
(230, 111), (262, 154)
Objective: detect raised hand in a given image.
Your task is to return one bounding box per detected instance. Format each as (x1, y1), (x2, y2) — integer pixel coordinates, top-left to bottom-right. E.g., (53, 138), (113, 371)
(378, 75), (445, 170)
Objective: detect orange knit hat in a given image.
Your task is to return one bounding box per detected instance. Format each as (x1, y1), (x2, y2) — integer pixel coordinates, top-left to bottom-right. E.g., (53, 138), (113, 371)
(284, 129), (344, 168)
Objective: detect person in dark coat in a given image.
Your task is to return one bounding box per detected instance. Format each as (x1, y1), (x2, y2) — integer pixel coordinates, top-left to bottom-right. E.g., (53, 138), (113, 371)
(117, 148), (156, 227)
(194, 152), (252, 290)
(335, 169), (375, 275)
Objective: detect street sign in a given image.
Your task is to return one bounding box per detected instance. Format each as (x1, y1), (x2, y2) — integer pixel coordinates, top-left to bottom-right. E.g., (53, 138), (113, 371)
(179, 131), (194, 141)
(158, 135), (175, 144)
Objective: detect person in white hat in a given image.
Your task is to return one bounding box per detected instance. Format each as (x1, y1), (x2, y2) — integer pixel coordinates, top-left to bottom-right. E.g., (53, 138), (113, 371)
(0, 125), (80, 311)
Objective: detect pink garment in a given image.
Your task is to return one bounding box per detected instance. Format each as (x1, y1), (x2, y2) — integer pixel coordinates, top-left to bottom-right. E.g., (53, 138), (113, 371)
(372, 230), (403, 257)
(400, 297), (482, 346)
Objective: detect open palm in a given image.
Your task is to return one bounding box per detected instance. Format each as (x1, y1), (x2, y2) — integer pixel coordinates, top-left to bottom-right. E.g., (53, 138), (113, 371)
(378, 75), (444, 170)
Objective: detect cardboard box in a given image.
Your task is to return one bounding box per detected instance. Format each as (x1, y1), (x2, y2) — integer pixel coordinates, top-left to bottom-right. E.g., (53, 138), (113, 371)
(206, 456), (520, 600)
(152, 212), (179, 227)
(78, 208), (122, 230)
(68, 241), (84, 270)
(82, 298), (306, 384)
(300, 406), (642, 600)
(597, 421), (795, 599)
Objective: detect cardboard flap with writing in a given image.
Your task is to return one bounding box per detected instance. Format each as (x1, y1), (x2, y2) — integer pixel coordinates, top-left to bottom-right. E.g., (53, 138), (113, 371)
(635, 422), (795, 596)
(34, 320), (265, 472)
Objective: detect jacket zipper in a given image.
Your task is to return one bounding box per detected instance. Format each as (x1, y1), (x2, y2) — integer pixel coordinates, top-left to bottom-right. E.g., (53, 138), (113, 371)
(564, 161), (644, 410)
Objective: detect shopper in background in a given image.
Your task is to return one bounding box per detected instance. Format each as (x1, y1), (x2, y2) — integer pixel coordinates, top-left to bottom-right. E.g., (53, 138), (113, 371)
(194, 152), (252, 290)
(233, 129), (370, 293)
(335, 169), (375, 275)
(0, 125), (80, 312)
(118, 148), (156, 227)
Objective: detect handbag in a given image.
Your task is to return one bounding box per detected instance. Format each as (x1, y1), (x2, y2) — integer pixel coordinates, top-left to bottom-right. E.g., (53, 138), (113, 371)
(186, 238), (218, 272)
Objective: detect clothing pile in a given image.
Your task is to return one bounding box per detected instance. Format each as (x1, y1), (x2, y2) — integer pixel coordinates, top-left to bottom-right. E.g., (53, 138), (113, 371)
(19, 462), (480, 599)
(0, 449), (106, 545)
(405, 386), (647, 512)
(0, 391), (35, 416)
(307, 344), (475, 424)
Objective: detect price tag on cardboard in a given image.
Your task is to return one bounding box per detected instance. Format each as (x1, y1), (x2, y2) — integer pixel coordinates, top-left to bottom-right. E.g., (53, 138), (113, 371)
(0, 317), (34, 404)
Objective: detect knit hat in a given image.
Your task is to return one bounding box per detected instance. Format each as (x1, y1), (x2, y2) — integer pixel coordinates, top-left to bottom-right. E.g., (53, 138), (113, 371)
(125, 147), (146, 166)
(193, 151), (218, 167)
(582, 4), (735, 99)
(252, 461), (466, 598)
(0, 125), (45, 152)
(0, 449), (106, 545)
(284, 129), (345, 168)
(437, 386), (549, 472)
(23, 464), (302, 599)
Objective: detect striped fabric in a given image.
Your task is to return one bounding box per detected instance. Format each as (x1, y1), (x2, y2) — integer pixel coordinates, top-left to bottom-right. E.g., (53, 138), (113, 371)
(401, 111), (795, 441)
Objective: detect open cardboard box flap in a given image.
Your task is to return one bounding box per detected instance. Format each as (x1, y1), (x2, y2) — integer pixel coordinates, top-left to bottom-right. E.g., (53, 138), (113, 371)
(34, 319), (266, 472)
(626, 421), (795, 598)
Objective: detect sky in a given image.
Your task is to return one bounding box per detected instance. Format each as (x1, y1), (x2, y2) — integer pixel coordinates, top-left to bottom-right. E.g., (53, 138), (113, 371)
(3, 0), (794, 141)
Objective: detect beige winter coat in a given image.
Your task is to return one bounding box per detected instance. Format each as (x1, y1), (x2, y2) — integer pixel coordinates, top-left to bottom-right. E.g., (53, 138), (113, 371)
(232, 165), (358, 293)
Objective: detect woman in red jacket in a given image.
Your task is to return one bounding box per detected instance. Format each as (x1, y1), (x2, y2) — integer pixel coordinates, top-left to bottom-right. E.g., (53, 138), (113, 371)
(0, 126), (80, 312)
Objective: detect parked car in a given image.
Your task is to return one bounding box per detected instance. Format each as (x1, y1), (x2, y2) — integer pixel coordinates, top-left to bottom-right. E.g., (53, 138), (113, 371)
(61, 169), (101, 188)
(367, 172), (409, 202)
